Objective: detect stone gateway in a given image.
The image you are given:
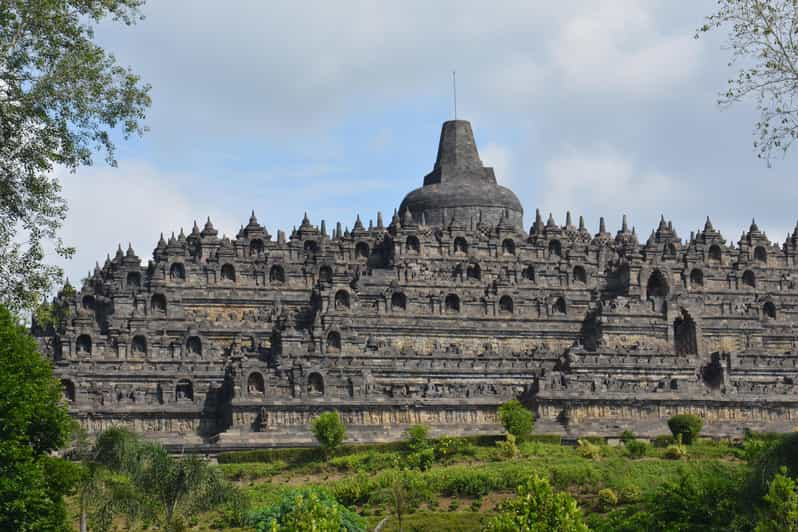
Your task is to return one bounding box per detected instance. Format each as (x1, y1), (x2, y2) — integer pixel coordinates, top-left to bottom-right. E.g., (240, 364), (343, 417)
(36, 120), (798, 447)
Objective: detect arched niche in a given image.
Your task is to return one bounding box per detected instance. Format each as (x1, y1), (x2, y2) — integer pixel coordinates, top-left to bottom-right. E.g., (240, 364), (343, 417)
(307, 373), (324, 397)
(151, 293), (167, 314)
(690, 269), (704, 289)
(220, 263), (236, 282)
(334, 290), (350, 310)
(82, 295), (95, 311)
(522, 265), (535, 282)
(304, 240), (319, 253)
(319, 265), (333, 284)
(186, 336), (202, 356)
(61, 379), (75, 402)
(326, 331), (341, 353)
(502, 239), (516, 256)
(754, 246), (767, 264)
(445, 294), (460, 313)
(250, 238), (264, 256)
(664, 242), (678, 259)
(175, 379), (193, 401)
(406, 235), (420, 254)
(355, 241), (369, 259)
(270, 265), (285, 284)
(170, 262), (186, 281)
(466, 263), (481, 281)
(453, 237), (468, 255)
(247, 372), (265, 396)
(126, 271), (141, 289)
(742, 270), (756, 289)
(573, 266), (587, 285)
(674, 310), (698, 355)
(646, 270), (669, 300)
(391, 292), (407, 311)
(763, 301), (777, 320)
(76, 334), (92, 355)
(499, 295), (513, 315)
(553, 297), (567, 315)
(708, 244), (722, 264)
(131, 335), (147, 356)
(548, 239), (562, 258)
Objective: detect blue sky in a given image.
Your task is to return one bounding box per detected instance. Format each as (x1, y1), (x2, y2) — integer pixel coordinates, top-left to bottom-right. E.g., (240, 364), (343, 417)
(55, 0), (798, 283)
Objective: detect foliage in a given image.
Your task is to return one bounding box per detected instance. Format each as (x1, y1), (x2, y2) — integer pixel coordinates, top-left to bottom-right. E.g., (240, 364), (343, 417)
(433, 435), (474, 462)
(385, 470), (429, 532)
(748, 433), (798, 499)
(624, 439), (648, 459)
(406, 447), (435, 471)
(404, 424), (429, 453)
(0, 305), (78, 531)
(576, 439), (602, 460)
(249, 488), (365, 532)
(496, 433), (520, 459)
(597, 488), (618, 511)
(484, 474), (589, 532)
(311, 411), (346, 458)
(663, 441), (688, 460)
(497, 400), (534, 440)
(698, 0), (798, 161)
(667, 415), (704, 445)
(620, 430), (636, 444)
(0, 0), (151, 313)
(756, 467), (798, 532)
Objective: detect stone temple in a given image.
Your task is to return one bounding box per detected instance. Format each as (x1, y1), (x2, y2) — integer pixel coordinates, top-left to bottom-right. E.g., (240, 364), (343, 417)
(36, 120), (798, 447)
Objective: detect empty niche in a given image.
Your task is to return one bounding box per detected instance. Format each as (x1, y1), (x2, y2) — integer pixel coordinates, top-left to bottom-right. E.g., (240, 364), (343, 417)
(708, 244), (722, 264)
(269, 265), (285, 284)
(754, 246), (767, 263)
(61, 379), (75, 402)
(553, 297), (567, 315)
(502, 239), (516, 255)
(573, 266), (587, 285)
(673, 310), (698, 355)
(247, 372), (265, 396)
(175, 379), (193, 401)
(700, 352), (723, 389)
(548, 239), (562, 257)
(170, 262), (185, 281)
(742, 270), (756, 289)
(391, 292), (407, 311)
(186, 336), (202, 356)
(466, 263), (481, 281)
(499, 295), (514, 315)
(445, 294), (460, 313)
(646, 270), (669, 299)
(220, 263), (236, 282)
(305, 240), (319, 253)
(250, 238), (264, 256)
(307, 373), (324, 397)
(82, 295), (96, 311)
(522, 265), (535, 282)
(763, 301), (777, 320)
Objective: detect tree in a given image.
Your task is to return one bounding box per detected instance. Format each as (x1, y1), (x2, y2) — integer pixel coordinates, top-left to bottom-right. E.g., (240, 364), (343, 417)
(497, 400), (534, 440)
(0, 304), (78, 531)
(698, 1), (798, 161)
(756, 467), (798, 532)
(667, 414), (704, 445)
(311, 411), (346, 458)
(484, 474), (589, 532)
(0, 1), (151, 313)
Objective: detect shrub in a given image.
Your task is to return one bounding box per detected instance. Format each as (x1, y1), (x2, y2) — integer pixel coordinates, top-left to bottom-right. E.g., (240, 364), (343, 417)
(620, 430), (636, 444)
(405, 424), (430, 453)
(747, 433), (798, 499)
(311, 411), (346, 458)
(624, 439), (648, 459)
(577, 439), (602, 460)
(757, 467), (798, 532)
(485, 474), (589, 532)
(667, 415), (703, 445)
(619, 484), (642, 503)
(497, 400), (534, 440)
(407, 448), (435, 471)
(597, 488), (619, 511)
(433, 435), (473, 462)
(653, 434), (674, 448)
(663, 441), (687, 460)
(249, 488), (365, 532)
(495, 434), (520, 459)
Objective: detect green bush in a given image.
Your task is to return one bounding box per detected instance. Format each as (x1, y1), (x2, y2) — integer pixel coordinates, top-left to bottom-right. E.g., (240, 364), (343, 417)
(653, 434), (674, 448)
(405, 424), (429, 453)
(663, 442), (687, 460)
(624, 440), (648, 459)
(485, 474), (589, 532)
(620, 430), (636, 444)
(433, 435), (474, 462)
(249, 488), (365, 532)
(619, 484), (642, 503)
(497, 400), (534, 440)
(311, 411), (346, 458)
(577, 439), (602, 460)
(495, 434), (520, 459)
(667, 415), (703, 445)
(747, 433), (798, 499)
(597, 488), (619, 511)
(407, 448), (435, 471)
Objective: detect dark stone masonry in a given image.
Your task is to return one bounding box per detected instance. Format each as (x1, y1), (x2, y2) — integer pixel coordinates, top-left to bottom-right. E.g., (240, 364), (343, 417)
(35, 120), (798, 448)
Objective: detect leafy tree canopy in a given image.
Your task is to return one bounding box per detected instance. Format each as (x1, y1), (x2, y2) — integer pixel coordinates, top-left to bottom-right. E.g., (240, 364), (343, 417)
(497, 400), (534, 440)
(0, 304), (78, 531)
(699, 0), (798, 161)
(311, 411), (346, 457)
(0, 0), (150, 314)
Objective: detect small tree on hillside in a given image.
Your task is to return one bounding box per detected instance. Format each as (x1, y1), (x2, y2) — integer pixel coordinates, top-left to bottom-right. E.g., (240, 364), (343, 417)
(311, 411), (346, 458)
(667, 415), (704, 445)
(498, 400), (534, 440)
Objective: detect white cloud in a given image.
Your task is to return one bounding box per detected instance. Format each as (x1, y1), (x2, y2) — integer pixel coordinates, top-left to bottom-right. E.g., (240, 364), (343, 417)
(481, 142), (512, 186)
